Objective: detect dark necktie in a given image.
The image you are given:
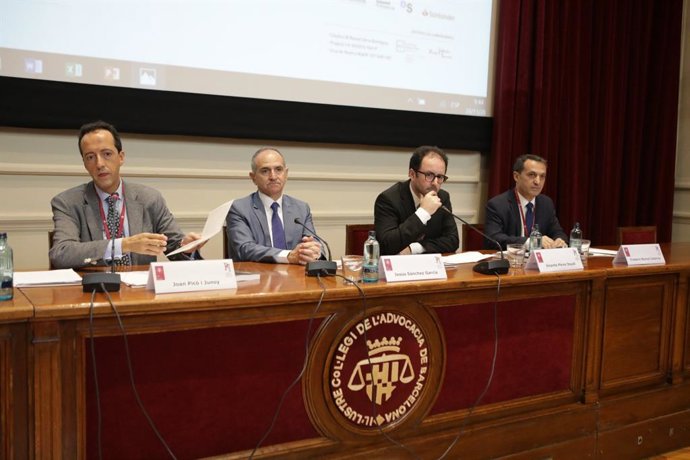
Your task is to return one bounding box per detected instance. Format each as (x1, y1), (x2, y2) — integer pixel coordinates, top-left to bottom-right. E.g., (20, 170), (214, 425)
(525, 202), (534, 235)
(271, 202), (287, 250)
(106, 193), (130, 266)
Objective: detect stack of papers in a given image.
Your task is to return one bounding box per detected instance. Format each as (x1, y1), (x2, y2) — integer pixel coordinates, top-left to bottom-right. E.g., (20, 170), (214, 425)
(14, 269), (82, 287)
(442, 252), (493, 267)
(589, 248), (618, 256)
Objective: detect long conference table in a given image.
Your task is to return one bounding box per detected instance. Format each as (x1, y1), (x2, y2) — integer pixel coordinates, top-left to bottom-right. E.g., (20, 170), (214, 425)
(3, 244), (690, 459)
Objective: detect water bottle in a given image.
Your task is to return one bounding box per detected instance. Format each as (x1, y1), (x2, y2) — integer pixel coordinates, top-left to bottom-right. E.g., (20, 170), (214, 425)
(569, 222), (583, 254)
(0, 233), (13, 301)
(529, 224), (542, 253)
(362, 230), (380, 283)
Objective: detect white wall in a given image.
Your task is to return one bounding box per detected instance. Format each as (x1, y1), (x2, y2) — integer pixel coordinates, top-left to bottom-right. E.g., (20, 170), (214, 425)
(0, 127), (483, 270)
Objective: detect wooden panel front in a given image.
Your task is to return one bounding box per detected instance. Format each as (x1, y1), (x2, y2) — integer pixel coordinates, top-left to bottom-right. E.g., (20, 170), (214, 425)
(0, 289), (32, 460)
(600, 274), (674, 393)
(12, 244), (690, 459)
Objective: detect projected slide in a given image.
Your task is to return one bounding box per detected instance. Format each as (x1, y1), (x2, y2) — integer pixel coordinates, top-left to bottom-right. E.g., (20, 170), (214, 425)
(0, 0), (496, 116)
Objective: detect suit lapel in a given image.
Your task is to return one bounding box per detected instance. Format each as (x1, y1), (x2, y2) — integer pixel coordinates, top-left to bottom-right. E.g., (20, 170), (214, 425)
(282, 196), (302, 248)
(251, 192), (271, 245)
(124, 182), (144, 236)
(400, 180), (417, 216)
(509, 190), (523, 236)
(84, 183), (105, 241)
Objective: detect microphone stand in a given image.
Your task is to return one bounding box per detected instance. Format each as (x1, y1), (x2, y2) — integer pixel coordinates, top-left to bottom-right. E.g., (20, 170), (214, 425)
(441, 206), (510, 275)
(293, 218), (337, 276)
(82, 196), (122, 292)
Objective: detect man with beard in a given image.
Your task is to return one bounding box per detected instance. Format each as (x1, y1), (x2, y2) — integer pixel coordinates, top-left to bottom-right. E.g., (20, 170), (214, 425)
(374, 145), (459, 255)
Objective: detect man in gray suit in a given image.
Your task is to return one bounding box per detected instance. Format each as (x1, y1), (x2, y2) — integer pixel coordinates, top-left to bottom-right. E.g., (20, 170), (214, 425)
(226, 147), (322, 264)
(49, 120), (201, 269)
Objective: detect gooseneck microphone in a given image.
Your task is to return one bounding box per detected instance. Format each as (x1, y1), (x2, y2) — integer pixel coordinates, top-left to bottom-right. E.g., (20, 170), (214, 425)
(293, 218), (337, 276)
(441, 206), (510, 275)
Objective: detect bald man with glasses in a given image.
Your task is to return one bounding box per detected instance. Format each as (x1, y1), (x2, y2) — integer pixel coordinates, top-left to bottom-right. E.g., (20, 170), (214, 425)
(374, 145), (459, 256)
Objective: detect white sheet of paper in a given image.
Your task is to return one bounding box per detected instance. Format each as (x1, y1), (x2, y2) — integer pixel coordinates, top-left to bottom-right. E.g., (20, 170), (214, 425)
(120, 271), (150, 287)
(589, 248), (618, 256)
(442, 252), (493, 266)
(167, 199), (233, 256)
(14, 269), (82, 286)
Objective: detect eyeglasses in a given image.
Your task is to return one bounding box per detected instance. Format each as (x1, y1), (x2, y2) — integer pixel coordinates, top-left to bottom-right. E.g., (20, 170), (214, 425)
(414, 169), (448, 183)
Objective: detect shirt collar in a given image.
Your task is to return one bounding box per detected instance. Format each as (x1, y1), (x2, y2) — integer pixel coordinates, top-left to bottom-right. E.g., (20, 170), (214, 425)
(258, 191), (283, 210)
(95, 180), (123, 202)
(516, 191), (535, 209)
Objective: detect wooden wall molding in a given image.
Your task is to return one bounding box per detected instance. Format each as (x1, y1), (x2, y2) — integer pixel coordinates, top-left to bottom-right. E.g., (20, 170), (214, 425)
(0, 163), (480, 184)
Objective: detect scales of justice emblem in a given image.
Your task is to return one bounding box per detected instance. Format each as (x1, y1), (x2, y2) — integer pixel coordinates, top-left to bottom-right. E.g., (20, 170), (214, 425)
(347, 336), (415, 405)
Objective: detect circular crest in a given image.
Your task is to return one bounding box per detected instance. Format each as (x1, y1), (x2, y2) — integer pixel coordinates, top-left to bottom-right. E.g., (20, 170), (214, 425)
(303, 302), (445, 440)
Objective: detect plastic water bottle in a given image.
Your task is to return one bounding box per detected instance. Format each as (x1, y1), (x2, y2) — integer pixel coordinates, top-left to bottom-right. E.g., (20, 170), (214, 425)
(569, 222), (583, 254)
(529, 224), (542, 253)
(0, 233), (13, 301)
(362, 230), (380, 283)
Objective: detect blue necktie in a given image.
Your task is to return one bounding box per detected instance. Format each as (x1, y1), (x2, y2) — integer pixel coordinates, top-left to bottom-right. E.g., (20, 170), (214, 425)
(271, 202), (287, 249)
(525, 202), (534, 235)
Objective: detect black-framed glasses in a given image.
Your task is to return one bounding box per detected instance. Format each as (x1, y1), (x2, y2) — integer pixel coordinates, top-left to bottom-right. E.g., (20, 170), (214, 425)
(414, 169), (448, 183)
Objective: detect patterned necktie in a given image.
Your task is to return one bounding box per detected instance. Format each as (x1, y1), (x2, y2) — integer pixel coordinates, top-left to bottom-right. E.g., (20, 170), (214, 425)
(271, 202), (287, 250)
(106, 193), (130, 266)
(525, 202), (534, 235)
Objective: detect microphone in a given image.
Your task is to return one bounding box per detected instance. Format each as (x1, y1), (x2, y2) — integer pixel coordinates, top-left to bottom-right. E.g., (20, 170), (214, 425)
(293, 218), (337, 276)
(441, 206), (510, 275)
(82, 194), (122, 292)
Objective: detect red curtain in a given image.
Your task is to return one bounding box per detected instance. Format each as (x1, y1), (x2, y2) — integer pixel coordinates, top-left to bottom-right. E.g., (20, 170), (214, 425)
(489, 0), (682, 244)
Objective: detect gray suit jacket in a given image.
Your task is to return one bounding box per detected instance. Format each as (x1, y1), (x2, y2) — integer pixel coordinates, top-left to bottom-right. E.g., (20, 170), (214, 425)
(226, 192), (319, 262)
(49, 181), (187, 269)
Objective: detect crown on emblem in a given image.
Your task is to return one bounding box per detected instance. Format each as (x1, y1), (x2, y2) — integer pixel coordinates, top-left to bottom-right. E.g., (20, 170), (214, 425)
(366, 336), (403, 355)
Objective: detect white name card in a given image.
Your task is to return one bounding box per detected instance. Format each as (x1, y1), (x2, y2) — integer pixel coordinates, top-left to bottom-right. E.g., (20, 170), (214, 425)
(147, 259), (237, 294)
(613, 244), (665, 266)
(525, 247), (583, 273)
(379, 254), (447, 283)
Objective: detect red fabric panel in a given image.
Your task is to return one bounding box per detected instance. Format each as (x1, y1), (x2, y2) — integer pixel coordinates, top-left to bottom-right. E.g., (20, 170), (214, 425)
(431, 295), (575, 414)
(620, 230), (656, 245)
(490, 1), (682, 245)
(86, 320), (320, 460)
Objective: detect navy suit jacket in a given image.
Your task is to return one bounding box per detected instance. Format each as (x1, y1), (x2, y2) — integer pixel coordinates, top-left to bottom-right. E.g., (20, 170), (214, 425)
(484, 188), (567, 249)
(374, 180), (459, 256)
(226, 191), (320, 262)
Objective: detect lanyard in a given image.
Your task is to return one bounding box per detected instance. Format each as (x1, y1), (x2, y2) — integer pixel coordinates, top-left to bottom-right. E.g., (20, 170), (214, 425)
(514, 189), (534, 237)
(97, 184), (126, 239)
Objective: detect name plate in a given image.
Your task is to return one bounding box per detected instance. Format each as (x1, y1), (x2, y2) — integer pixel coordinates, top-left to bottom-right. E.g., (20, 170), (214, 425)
(613, 244), (665, 266)
(525, 247), (583, 273)
(147, 259), (237, 294)
(380, 254), (447, 283)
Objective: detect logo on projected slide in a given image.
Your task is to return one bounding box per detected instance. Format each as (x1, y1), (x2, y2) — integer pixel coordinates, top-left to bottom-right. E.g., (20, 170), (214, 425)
(329, 311), (428, 429)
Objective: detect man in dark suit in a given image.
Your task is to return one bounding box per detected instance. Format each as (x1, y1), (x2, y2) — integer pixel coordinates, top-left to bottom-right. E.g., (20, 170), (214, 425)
(374, 146), (459, 256)
(49, 120), (202, 269)
(485, 154), (567, 249)
(226, 147), (323, 264)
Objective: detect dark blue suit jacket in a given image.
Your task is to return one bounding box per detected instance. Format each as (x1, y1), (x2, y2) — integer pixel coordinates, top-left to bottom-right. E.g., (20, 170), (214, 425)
(484, 189), (567, 249)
